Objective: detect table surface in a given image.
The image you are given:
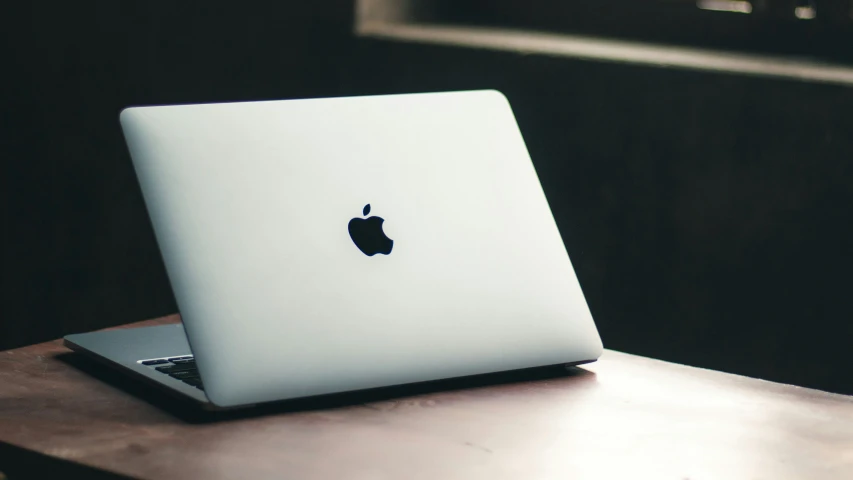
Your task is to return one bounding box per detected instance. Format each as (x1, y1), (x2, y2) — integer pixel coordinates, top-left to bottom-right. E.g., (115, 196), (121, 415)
(1, 315), (851, 480)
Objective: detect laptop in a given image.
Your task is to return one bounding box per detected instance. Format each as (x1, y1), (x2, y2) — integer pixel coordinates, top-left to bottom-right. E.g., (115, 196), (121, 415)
(63, 90), (603, 410)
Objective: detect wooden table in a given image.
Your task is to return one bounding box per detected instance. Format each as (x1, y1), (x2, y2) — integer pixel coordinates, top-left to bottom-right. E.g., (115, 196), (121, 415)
(1, 316), (851, 479)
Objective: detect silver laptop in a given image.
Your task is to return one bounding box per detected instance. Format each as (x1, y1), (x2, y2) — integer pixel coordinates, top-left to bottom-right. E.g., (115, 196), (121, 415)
(64, 90), (603, 410)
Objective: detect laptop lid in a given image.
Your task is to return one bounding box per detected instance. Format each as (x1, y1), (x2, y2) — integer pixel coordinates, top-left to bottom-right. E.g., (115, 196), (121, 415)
(120, 90), (603, 408)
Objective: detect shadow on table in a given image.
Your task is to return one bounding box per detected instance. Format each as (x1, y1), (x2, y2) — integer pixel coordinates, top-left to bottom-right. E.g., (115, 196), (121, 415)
(0, 441), (134, 480)
(56, 352), (597, 424)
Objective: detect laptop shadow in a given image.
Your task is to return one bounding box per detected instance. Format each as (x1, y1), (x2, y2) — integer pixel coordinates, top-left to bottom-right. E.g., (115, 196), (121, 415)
(56, 352), (597, 424)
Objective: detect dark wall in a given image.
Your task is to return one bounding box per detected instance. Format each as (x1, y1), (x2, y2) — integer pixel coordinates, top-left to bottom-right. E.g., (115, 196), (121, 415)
(4, 2), (851, 395)
(344, 39), (853, 394)
(3, 1), (354, 349)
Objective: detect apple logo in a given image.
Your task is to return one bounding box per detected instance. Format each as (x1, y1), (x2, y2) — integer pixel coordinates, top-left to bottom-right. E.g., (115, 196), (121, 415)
(348, 204), (394, 256)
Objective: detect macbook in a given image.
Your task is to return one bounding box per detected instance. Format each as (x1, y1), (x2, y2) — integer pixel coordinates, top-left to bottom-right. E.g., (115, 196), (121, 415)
(64, 90), (603, 409)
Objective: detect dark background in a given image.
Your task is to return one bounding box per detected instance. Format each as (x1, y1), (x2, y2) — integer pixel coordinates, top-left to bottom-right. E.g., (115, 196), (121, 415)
(3, 1), (852, 394)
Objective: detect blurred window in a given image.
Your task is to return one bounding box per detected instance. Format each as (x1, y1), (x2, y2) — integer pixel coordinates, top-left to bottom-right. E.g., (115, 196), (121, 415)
(432, 0), (853, 63)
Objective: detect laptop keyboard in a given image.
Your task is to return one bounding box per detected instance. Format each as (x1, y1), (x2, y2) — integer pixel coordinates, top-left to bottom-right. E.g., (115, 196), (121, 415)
(140, 356), (203, 390)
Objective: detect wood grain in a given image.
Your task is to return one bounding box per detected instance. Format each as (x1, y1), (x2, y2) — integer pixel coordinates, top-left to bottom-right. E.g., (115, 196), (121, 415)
(1, 315), (852, 479)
